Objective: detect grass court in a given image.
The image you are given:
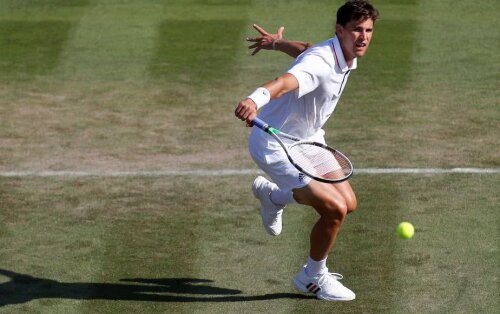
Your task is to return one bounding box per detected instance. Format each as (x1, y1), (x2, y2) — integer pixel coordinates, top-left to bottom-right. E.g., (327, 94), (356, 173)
(0, 0), (498, 313)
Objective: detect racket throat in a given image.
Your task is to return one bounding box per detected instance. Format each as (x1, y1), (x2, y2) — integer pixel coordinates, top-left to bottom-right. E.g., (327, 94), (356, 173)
(267, 127), (280, 135)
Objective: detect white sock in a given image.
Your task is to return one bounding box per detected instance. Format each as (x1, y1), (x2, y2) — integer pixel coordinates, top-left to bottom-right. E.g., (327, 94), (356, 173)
(305, 256), (328, 276)
(270, 188), (295, 206)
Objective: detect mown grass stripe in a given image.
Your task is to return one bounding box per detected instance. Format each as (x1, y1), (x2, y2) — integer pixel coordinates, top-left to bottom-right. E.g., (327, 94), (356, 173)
(0, 20), (74, 78)
(54, 0), (165, 81)
(390, 1), (499, 313)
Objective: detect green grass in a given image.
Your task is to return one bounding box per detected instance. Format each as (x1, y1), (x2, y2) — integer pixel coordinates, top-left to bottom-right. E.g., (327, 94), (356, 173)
(149, 19), (246, 83)
(0, 0), (498, 313)
(0, 175), (498, 313)
(0, 21), (74, 77)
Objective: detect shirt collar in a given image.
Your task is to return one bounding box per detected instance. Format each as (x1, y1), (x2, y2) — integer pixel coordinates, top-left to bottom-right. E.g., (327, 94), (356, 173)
(331, 36), (357, 72)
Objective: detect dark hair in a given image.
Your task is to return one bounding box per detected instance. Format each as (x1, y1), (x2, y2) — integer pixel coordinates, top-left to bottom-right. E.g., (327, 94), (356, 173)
(336, 0), (379, 26)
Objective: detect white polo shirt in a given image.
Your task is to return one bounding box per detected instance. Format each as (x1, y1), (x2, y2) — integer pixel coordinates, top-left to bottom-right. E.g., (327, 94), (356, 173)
(250, 36), (357, 145)
(248, 36), (357, 190)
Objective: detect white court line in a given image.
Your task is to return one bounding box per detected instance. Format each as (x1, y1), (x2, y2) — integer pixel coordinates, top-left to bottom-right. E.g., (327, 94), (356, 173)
(0, 168), (499, 177)
(356, 168), (500, 174)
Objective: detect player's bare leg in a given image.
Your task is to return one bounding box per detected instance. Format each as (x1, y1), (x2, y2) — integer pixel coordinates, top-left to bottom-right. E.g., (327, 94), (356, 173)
(293, 181), (354, 260)
(291, 181), (357, 300)
(333, 180), (357, 214)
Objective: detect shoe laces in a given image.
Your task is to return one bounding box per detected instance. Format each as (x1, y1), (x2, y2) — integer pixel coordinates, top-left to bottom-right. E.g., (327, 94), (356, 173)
(317, 272), (343, 287)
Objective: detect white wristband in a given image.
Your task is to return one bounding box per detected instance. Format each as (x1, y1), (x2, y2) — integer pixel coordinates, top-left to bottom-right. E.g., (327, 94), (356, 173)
(247, 87), (271, 110)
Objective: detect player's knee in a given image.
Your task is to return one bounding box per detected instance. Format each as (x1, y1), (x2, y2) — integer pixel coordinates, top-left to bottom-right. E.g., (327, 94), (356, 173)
(319, 197), (348, 224)
(345, 194), (357, 214)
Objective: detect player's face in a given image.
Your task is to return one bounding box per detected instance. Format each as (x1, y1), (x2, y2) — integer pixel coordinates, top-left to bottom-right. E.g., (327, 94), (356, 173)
(336, 18), (374, 62)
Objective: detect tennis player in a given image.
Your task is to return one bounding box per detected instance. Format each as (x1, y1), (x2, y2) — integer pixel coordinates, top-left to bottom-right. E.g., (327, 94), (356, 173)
(234, 0), (379, 301)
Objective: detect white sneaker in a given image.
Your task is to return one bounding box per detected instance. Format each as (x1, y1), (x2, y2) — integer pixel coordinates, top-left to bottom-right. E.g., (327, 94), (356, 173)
(293, 266), (356, 301)
(251, 176), (285, 236)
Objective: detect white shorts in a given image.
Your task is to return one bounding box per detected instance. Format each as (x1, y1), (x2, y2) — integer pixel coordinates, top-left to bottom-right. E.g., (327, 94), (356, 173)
(248, 128), (326, 192)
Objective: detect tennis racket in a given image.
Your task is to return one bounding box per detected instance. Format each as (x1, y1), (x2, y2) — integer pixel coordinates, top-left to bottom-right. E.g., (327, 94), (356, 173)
(252, 117), (353, 183)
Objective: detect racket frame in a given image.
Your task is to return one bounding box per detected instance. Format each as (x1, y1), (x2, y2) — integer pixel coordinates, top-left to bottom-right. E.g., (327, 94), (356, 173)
(252, 117), (353, 183)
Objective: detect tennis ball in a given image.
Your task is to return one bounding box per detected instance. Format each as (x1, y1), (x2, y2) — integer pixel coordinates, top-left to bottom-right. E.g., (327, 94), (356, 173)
(396, 222), (414, 239)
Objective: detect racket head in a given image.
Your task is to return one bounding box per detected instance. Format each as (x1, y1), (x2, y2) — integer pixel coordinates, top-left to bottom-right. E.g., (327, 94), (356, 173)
(287, 141), (353, 183)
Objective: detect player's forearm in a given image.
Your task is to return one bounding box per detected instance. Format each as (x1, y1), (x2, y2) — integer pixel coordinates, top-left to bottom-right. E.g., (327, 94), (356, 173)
(263, 73), (299, 99)
(273, 40), (312, 58)
(236, 73), (298, 124)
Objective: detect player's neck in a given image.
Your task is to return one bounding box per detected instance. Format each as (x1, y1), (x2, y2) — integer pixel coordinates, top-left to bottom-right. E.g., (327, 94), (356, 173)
(335, 33), (355, 68)
(340, 44), (355, 68)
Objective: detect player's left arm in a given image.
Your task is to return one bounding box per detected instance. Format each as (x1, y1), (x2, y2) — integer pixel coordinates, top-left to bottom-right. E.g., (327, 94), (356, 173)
(247, 24), (312, 58)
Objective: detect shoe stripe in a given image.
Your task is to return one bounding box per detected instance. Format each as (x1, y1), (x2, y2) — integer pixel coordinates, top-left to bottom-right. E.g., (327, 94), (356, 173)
(307, 283), (321, 294)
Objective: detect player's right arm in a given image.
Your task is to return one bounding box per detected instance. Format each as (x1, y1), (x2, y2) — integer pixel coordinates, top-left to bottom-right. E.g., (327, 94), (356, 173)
(247, 24), (311, 58)
(235, 73), (299, 125)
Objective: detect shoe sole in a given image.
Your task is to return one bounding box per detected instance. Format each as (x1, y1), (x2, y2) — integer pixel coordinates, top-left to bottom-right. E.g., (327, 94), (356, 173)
(292, 278), (355, 301)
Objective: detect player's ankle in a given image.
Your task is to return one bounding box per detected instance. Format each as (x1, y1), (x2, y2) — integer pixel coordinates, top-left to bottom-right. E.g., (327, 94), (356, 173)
(305, 256), (328, 276)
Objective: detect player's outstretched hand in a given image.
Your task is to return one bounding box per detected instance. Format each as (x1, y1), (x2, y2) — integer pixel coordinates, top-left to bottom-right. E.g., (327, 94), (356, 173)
(246, 24), (284, 55)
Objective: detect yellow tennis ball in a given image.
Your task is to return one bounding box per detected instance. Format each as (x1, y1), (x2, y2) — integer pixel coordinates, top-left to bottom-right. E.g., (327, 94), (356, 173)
(396, 222), (414, 239)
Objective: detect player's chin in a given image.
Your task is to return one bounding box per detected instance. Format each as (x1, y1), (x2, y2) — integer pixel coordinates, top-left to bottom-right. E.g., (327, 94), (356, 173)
(353, 43), (370, 57)
(354, 48), (368, 58)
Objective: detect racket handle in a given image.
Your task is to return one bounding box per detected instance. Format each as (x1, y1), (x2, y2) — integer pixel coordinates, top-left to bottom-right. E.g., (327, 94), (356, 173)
(252, 117), (269, 131)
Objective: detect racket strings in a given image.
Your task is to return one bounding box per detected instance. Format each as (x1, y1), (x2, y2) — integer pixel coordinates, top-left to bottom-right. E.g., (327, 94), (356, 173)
(288, 143), (351, 179)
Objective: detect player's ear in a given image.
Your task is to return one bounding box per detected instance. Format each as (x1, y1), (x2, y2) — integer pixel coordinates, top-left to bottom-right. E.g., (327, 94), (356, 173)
(335, 24), (344, 38)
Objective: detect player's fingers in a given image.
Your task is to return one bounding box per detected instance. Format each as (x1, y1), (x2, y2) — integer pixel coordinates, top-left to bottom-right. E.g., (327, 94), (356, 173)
(240, 109), (250, 121)
(246, 37), (262, 42)
(253, 24), (269, 36)
(277, 26), (285, 38)
(246, 113), (256, 126)
(236, 105), (251, 121)
(248, 42), (259, 49)
(237, 111), (247, 122)
(234, 104), (245, 117)
(251, 47), (261, 55)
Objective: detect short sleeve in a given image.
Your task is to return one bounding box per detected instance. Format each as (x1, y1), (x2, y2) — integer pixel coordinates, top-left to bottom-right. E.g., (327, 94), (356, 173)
(287, 54), (330, 98)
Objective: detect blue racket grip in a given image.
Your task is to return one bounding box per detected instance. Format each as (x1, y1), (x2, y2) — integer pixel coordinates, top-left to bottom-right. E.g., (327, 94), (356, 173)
(252, 117), (269, 131)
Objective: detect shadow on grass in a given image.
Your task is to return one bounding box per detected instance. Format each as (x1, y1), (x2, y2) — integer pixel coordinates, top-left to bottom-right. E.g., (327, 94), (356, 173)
(0, 269), (312, 306)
